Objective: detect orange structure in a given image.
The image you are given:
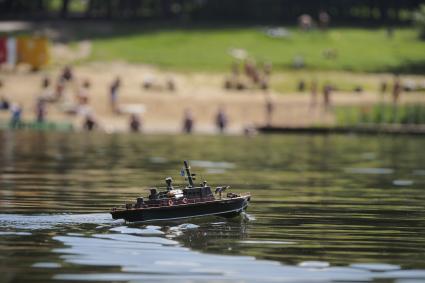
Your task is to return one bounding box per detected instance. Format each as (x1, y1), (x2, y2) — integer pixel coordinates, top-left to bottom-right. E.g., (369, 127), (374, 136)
(15, 36), (50, 69)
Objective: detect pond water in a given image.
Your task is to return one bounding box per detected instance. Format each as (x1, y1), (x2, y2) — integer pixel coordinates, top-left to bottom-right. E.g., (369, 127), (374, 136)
(0, 131), (424, 283)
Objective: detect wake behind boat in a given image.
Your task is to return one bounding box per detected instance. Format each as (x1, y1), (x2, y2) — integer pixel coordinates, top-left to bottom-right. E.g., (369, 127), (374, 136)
(111, 161), (251, 223)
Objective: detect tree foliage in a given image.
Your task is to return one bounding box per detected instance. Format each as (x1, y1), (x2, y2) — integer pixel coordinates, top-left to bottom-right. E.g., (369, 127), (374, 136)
(414, 4), (425, 38)
(0, 0), (424, 25)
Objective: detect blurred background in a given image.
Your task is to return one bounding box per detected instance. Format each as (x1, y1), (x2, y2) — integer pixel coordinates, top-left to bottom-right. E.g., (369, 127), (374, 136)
(1, 2), (425, 283)
(0, 0), (424, 134)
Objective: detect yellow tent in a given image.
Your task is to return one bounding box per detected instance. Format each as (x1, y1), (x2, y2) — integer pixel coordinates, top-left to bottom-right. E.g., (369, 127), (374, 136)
(17, 36), (49, 69)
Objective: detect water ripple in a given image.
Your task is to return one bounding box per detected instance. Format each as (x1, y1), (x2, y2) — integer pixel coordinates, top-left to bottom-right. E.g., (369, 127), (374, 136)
(52, 233), (425, 282)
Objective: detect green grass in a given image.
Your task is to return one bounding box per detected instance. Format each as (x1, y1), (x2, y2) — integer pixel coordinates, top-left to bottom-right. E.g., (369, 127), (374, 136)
(90, 26), (425, 73)
(336, 103), (425, 125)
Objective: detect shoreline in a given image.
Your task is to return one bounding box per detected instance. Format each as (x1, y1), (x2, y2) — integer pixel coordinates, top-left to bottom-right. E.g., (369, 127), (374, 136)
(2, 120), (425, 137)
(0, 62), (424, 135)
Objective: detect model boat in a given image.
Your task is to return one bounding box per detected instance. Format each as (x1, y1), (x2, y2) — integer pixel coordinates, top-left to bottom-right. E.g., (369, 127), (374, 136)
(111, 161), (251, 223)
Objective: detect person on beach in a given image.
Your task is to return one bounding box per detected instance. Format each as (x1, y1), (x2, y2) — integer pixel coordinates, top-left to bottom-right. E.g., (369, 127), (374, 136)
(310, 80), (318, 109)
(166, 77), (176, 91)
(35, 97), (47, 123)
(61, 65), (74, 82)
(297, 79), (306, 92)
(244, 59), (254, 81)
(129, 113), (141, 132)
(54, 78), (65, 101)
(392, 75), (402, 105)
(0, 80), (10, 110)
(265, 94), (274, 126)
(215, 106), (228, 133)
(0, 96), (10, 110)
(244, 59), (260, 84)
(323, 83), (332, 111)
(110, 77), (121, 112)
(182, 109), (194, 134)
(10, 103), (22, 128)
(380, 81), (387, 94)
(41, 77), (54, 101)
(77, 79), (91, 106)
(83, 113), (97, 131)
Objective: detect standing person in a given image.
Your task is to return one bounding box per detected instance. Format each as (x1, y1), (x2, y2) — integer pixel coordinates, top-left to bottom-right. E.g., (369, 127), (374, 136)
(310, 80), (318, 109)
(298, 14), (313, 31)
(83, 113), (97, 131)
(318, 10), (330, 30)
(380, 81), (387, 94)
(35, 97), (47, 123)
(109, 76), (121, 113)
(166, 77), (176, 91)
(61, 65), (74, 82)
(215, 106), (228, 133)
(54, 78), (65, 101)
(0, 96), (10, 110)
(260, 62), (272, 90)
(0, 80), (9, 110)
(297, 79), (306, 92)
(182, 109), (194, 134)
(265, 94), (274, 126)
(323, 83), (332, 111)
(77, 79), (91, 106)
(129, 114), (142, 132)
(392, 75), (402, 105)
(41, 77), (53, 101)
(10, 103), (22, 128)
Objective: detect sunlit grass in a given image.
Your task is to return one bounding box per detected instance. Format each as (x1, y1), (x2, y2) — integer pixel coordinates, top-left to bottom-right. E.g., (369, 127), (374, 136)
(90, 27), (425, 73)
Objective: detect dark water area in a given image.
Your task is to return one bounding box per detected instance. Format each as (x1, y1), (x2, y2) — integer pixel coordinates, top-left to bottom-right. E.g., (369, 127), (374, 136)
(0, 131), (425, 283)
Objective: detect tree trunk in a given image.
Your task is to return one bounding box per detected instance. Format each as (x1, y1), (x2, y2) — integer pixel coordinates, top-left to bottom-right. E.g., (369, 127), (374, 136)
(61, 0), (70, 18)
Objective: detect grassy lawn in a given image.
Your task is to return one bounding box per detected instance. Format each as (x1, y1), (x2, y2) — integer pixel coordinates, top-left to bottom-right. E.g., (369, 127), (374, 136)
(90, 26), (425, 73)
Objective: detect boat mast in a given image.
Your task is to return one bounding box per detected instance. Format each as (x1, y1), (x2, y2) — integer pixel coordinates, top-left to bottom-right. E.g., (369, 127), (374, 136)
(184, 160), (194, 187)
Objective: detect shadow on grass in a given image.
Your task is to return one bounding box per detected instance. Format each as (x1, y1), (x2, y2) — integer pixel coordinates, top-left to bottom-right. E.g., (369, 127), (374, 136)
(0, 21), (261, 43)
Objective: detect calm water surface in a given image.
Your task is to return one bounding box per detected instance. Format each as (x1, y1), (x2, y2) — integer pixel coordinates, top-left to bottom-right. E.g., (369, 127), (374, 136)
(0, 131), (424, 283)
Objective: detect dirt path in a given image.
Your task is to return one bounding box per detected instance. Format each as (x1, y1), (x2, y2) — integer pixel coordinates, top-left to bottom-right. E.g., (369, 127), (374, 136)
(1, 62), (424, 134)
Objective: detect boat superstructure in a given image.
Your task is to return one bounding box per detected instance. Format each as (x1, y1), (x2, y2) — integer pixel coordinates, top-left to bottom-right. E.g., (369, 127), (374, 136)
(111, 161), (251, 222)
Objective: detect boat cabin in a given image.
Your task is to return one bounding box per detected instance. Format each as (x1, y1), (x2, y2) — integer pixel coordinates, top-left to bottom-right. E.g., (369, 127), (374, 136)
(132, 161), (217, 208)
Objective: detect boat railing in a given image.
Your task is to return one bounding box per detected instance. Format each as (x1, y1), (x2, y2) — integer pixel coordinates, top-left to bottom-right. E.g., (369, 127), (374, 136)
(113, 192), (250, 211)
(118, 196), (215, 210)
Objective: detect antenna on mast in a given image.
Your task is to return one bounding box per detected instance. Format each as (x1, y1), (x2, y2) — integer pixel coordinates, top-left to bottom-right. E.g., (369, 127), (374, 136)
(184, 160), (195, 187)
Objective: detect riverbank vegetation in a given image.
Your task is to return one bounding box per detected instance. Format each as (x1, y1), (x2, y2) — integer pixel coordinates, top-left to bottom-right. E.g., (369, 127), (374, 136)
(336, 104), (425, 126)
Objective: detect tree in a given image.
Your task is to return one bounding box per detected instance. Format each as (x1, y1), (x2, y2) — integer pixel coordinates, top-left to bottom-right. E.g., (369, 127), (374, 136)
(414, 4), (425, 39)
(61, 0), (70, 18)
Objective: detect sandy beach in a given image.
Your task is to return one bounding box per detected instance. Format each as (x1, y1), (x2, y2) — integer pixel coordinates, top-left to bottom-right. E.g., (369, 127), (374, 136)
(1, 61), (424, 134)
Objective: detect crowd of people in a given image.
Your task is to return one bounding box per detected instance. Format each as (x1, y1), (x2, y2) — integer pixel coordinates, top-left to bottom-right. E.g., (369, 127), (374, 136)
(0, 65), (407, 134)
(298, 10), (331, 31)
(0, 65), (135, 132)
(0, 65), (233, 134)
(381, 75), (403, 104)
(182, 106), (229, 134)
(293, 75), (404, 112)
(224, 59), (272, 91)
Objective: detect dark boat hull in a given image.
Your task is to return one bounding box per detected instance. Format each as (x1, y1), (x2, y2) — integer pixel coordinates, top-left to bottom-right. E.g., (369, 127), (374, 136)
(111, 196), (250, 223)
